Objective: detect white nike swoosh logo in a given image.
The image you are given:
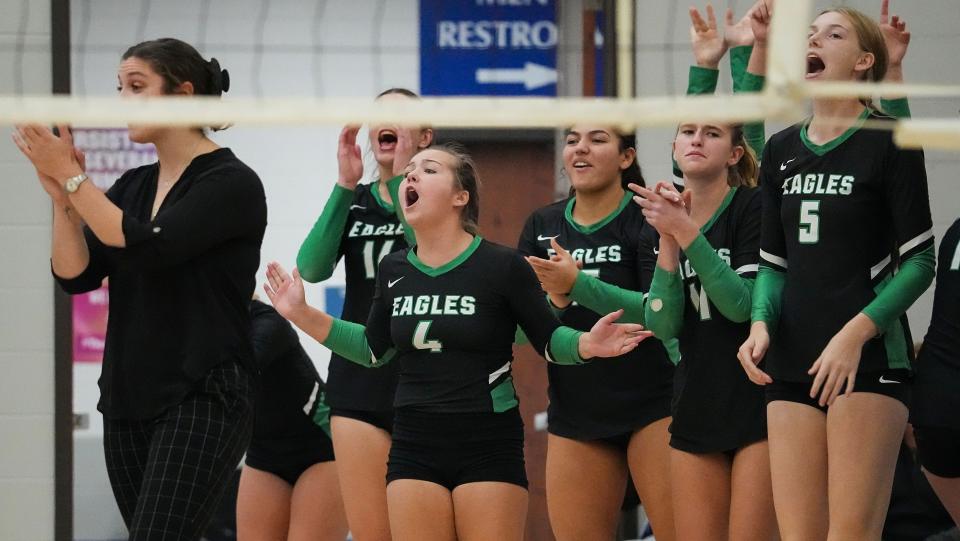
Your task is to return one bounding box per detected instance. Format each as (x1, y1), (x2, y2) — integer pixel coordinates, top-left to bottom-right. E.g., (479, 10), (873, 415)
(350, 205), (366, 210)
(779, 158), (797, 171)
(878, 375), (901, 384)
(387, 277), (404, 288)
(537, 234), (559, 242)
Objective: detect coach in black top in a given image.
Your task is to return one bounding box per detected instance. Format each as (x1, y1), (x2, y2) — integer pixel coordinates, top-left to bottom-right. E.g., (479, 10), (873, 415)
(14, 38), (265, 541)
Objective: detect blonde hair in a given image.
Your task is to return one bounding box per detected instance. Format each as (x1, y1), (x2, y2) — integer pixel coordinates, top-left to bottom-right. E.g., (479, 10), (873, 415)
(727, 125), (758, 188)
(820, 7), (888, 83)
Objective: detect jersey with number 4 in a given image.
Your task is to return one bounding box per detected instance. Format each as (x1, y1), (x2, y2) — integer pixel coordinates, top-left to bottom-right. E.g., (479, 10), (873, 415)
(365, 237), (567, 413)
(759, 110), (934, 381)
(327, 182), (407, 411)
(519, 193), (674, 439)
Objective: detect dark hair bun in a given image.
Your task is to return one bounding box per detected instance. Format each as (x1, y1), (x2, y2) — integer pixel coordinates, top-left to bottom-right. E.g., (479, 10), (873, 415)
(208, 57), (230, 95)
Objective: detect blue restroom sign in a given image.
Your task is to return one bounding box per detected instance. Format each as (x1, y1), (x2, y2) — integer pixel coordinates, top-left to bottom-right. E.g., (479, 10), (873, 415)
(419, 0), (558, 96)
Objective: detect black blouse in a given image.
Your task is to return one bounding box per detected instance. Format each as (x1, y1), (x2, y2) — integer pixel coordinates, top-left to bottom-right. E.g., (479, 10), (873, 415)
(55, 148), (267, 420)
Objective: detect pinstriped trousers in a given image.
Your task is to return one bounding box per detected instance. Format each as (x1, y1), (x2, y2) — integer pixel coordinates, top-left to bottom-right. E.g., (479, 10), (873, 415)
(103, 362), (253, 541)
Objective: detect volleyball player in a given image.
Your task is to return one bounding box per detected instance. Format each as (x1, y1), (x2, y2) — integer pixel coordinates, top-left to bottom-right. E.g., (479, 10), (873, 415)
(519, 127), (676, 541)
(295, 88), (432, 541)
(737, 7), (936, 539)
(620, 5), (777, 540)
(265, 143), (651, 541)
(237, 299), (348, 541)
(911, 217), (960, 525)
(673, 1), (767, 185)
(13, 39), (264, 540)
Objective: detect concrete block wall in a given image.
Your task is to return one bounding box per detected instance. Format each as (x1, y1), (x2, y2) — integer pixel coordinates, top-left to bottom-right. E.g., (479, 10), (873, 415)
(0, 0), (55, 539)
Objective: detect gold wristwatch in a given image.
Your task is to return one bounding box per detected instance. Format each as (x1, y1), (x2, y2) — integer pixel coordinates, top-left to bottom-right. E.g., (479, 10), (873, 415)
(64, 173), (89, 194)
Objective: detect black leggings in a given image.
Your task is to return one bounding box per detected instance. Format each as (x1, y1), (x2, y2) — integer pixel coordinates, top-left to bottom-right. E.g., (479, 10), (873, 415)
(104, 362), (253, 541)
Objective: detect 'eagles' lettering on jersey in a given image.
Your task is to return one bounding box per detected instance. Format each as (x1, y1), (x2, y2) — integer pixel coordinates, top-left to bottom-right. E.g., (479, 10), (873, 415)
(391, 295), (477, 317)
(546, 245), (622, 264)
(680, 248), (731, 280)
(780, 173), (854, 196)
(347, 221), (405, 238)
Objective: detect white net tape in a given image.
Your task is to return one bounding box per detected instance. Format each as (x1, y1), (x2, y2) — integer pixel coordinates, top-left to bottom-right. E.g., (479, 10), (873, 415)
(3, 0), (959, 151)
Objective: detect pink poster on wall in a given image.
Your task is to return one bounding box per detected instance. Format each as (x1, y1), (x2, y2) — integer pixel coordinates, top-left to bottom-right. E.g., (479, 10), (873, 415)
(71, 129), (156, 363)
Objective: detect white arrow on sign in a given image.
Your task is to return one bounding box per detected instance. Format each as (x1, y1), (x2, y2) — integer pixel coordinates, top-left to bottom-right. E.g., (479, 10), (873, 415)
(475, 62), (558, 91)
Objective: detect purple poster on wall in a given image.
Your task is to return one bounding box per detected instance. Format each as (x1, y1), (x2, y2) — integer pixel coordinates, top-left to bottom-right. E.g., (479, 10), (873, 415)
(70, 129), (157, 363)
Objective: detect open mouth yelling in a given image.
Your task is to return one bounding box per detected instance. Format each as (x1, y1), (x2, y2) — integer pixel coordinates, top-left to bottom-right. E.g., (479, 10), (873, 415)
(404, 185), (420, 209)
(378, 129), (398, 152)
(806, 54), (826, 79)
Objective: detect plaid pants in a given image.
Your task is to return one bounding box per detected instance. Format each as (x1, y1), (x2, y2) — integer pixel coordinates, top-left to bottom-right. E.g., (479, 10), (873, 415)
(103, 362), (254, 541)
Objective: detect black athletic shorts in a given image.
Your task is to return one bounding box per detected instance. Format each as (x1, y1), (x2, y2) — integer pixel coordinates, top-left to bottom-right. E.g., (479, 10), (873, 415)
(245, 429), (335, 486)
(330, 407), (394, 434)
(914, 425), (960, 479)
(387, 407), (527, 490)
(765, 369), (911, 412)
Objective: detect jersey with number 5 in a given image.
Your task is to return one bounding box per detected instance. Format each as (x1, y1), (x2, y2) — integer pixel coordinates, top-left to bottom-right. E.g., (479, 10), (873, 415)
(326, 181), (407, 411)
(759, 110), (934, 381)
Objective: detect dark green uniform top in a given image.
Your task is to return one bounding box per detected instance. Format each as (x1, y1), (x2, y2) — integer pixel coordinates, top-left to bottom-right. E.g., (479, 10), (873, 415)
(912, 218), (960, 430)
(323, 237), (587, 413)
(754, 110), (935, 382)
(297, 179), (407, 411)
(645, 187), (766, 452)
(519, 193), (675, 439)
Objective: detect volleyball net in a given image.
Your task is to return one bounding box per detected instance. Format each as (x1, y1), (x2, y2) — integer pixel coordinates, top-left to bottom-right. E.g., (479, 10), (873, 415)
(2, 0), (960, 149)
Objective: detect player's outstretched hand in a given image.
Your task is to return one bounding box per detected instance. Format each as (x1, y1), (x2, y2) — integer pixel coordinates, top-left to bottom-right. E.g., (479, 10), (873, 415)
(690, 3), (728, 69)
(264, 262), (308, 323)
(336, 125), (364, 190)
(879, 0), (910, 72)
(579, 309), (654, 360)
(524, 237), (580, 295)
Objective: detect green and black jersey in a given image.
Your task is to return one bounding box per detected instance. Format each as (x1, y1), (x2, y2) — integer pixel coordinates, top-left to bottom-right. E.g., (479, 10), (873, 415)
(323, 237), (587, 413)
(297, 178), (407, 411)
(518, 193), (675, 439)
(754, 109), (936, 382)
(645, 187), (766, 452)
(250, 300), (332, 440)
(913, 218), (960, 430)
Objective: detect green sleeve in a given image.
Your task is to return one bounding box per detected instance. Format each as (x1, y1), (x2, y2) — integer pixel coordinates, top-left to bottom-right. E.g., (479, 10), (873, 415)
(296, 184), (354, 283)
(547, 326), (586, 365)
(738, 72), (766, 159)
(687, 65), (720, 95)
(569, 271), (646, 324)
(321, 318), (395, 367)
(386, 174), (416, 246)
(730, 46), (752, 91)
(730, 46), (766, 159)
(675, 66), (722, 177)
(880, 98), (912, 120)
(644, 265), (685, 342)
(862, 245), (935, 332)
(684, 234), (754, 323)
(751, 266), (785, 330)
(569, 271), (682, 364)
